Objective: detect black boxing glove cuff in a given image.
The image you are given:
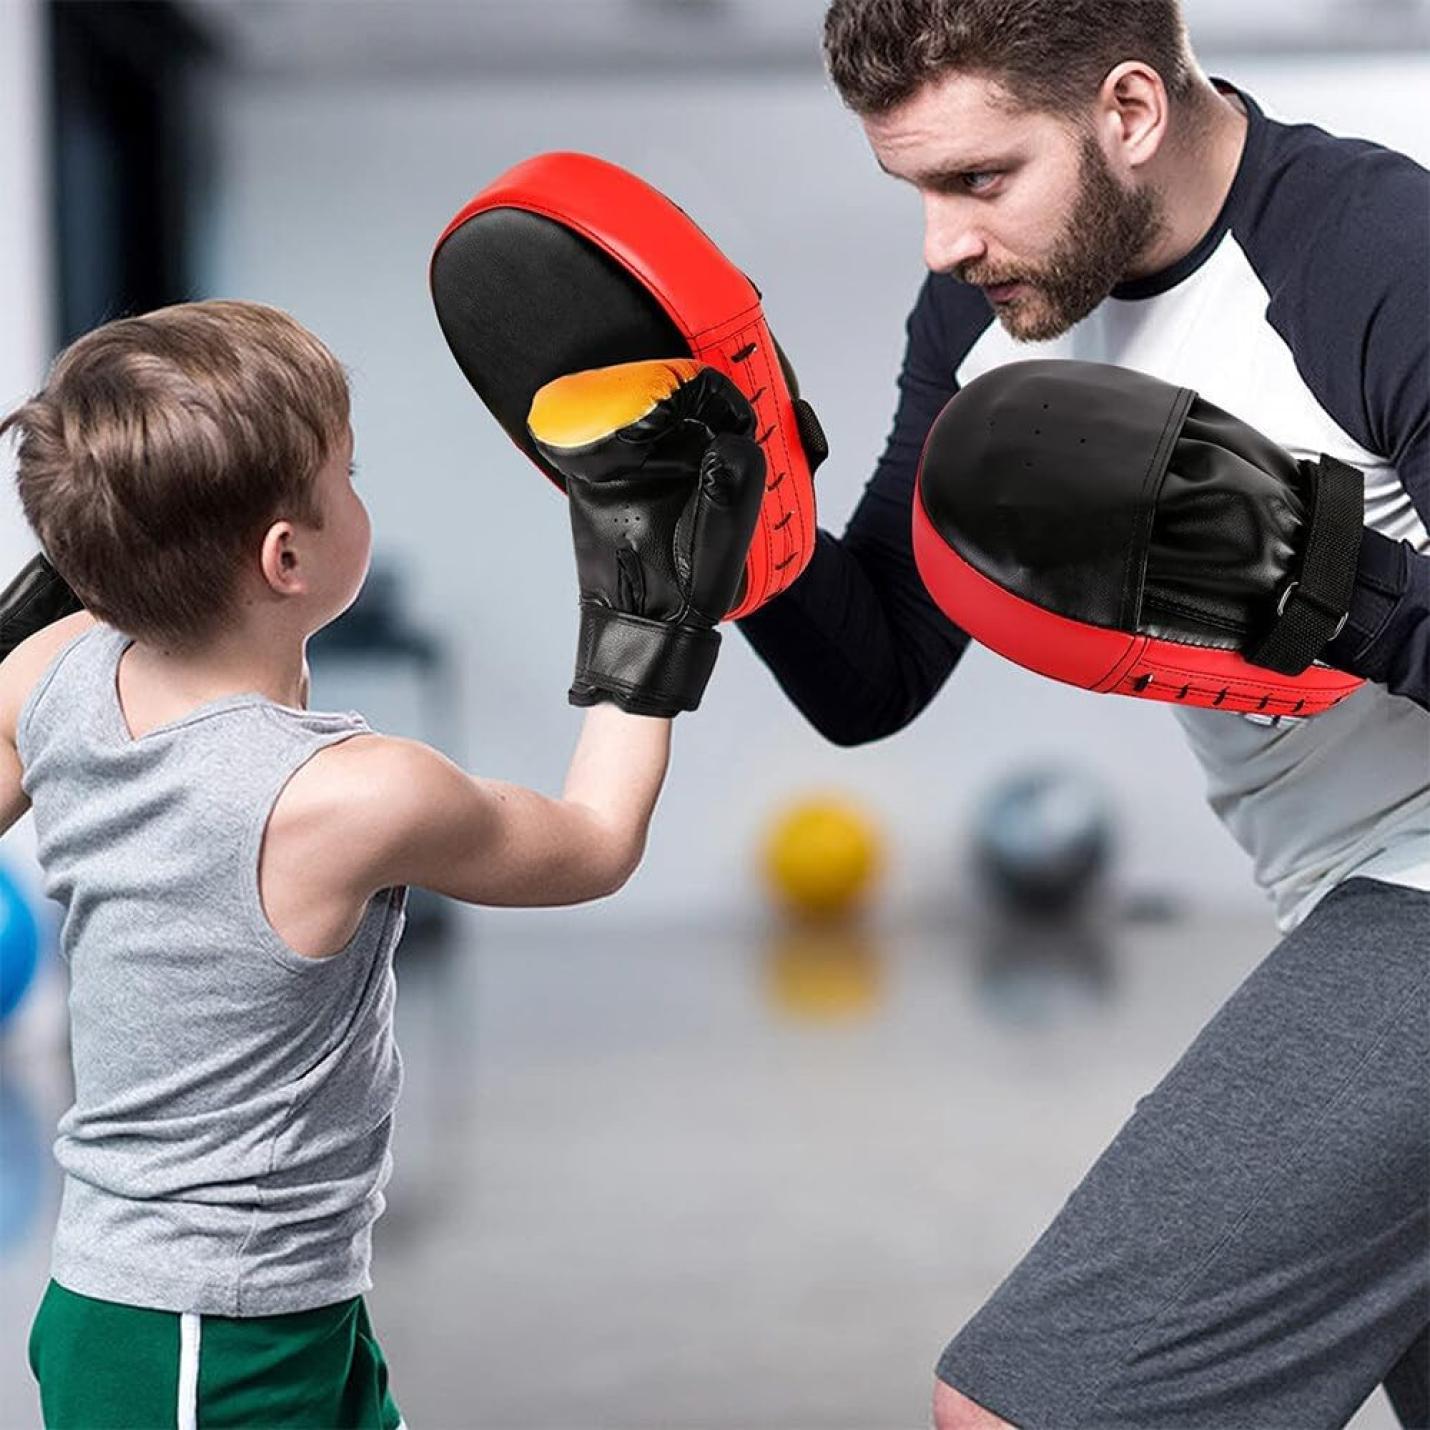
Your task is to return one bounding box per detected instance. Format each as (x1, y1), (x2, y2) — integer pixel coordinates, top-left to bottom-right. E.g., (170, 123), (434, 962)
(570, 603), (721, 716)
(0, 554), (84, 660)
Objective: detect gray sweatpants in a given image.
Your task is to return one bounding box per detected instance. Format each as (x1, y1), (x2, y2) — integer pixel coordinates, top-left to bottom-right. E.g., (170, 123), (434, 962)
(938, 877), (1430, 1430)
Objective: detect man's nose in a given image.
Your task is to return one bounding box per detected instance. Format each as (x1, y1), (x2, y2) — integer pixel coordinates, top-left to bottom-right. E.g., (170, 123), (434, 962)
(923, 196), (985, 274)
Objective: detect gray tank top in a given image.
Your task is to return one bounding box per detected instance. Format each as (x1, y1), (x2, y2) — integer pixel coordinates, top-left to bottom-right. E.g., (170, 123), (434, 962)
(17, 624), (406, 1316)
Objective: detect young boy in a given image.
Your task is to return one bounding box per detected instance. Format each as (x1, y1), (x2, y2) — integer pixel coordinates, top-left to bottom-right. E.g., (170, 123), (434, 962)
(0, 300), (763, 1428)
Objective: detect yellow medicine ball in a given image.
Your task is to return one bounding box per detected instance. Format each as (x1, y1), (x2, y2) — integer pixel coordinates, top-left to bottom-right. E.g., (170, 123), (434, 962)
(760, 796), (884, 921)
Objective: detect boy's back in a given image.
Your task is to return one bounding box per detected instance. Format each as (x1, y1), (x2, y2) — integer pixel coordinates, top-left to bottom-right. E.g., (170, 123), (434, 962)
(17, 619), (405, 1316)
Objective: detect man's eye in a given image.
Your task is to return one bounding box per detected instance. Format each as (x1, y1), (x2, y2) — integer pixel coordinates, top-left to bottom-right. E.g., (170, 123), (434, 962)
(348, 461), (359, 480)
(962, 171), (999, 193)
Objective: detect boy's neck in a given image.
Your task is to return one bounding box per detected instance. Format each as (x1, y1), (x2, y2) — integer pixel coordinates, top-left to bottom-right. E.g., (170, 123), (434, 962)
(127, 623), (309, 711)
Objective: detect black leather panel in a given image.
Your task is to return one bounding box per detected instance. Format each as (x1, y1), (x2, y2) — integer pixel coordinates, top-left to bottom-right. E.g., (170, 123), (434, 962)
(431, 208), (689, 490)
(918, 360), (1193, 630)
(1141, 396), (1307, 648)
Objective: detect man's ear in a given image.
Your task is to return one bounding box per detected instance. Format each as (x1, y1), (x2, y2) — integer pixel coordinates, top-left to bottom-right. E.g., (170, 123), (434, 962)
(1098, 61), (1169, 172)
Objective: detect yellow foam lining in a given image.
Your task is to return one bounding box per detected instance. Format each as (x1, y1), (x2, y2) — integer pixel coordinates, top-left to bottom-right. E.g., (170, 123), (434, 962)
(528, 358), (703, 450)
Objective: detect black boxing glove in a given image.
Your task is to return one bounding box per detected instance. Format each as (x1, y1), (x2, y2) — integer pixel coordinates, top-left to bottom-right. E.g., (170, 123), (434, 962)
(528, 359), (766, 716)
(0, 554), (84, 662)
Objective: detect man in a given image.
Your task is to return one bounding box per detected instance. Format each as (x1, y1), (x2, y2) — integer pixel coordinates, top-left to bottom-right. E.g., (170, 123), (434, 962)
(740, 2), (1430, 1426)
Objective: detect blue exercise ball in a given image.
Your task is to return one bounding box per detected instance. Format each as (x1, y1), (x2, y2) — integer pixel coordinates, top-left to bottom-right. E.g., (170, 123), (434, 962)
(0, 864), (41, 1026)
(972, 767), (1114, 915)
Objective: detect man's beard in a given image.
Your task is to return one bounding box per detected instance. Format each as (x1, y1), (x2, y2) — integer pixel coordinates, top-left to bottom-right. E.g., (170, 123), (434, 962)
(962, 137), (1164, 342)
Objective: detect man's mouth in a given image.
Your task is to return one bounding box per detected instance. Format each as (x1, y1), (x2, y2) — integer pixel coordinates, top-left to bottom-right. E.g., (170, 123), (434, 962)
(982, 281), (1027, 304)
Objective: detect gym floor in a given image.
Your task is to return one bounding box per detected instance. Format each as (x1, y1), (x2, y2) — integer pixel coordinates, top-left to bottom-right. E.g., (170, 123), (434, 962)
(0, 910), (1403, 1430)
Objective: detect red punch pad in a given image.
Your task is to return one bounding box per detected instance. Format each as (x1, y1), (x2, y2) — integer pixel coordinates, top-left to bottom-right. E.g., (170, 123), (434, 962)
(431, 151), (827, 621)
(911, 360), (1364, 719)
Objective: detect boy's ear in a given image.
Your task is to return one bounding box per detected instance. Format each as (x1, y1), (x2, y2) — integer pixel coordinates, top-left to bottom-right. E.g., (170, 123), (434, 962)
(258, 520), (305, 596)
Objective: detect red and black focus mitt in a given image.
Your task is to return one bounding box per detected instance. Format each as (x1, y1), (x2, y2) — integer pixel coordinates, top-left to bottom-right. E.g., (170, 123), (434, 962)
(912, 360), (1365, 717)
(430, 151), (827, 621)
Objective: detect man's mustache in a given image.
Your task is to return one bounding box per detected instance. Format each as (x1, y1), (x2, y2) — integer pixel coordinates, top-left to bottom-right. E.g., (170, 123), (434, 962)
(955, 264), (1032, 287)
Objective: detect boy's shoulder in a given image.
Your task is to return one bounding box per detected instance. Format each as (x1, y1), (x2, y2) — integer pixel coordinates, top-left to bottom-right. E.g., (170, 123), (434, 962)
(274, 732), (486, 898)
(294, 731), (452, 804)
(0, 611), (97, 743)
(284, 732), (478, 841)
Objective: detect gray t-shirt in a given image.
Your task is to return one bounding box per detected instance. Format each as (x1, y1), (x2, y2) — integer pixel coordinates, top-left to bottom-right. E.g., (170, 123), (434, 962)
(18, 623), (406, 1316)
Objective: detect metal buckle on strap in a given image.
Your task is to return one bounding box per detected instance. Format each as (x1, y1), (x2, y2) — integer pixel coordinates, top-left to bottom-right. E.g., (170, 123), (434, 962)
(1275, 580), (1350, 640)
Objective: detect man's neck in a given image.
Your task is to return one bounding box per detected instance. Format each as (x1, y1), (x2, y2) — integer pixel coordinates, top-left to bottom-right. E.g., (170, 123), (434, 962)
(1126, 84), (1248, 281)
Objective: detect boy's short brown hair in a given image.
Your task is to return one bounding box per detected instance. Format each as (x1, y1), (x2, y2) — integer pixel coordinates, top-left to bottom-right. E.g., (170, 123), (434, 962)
(823, 0), (1196, 119)
(1, 299), (350, 648)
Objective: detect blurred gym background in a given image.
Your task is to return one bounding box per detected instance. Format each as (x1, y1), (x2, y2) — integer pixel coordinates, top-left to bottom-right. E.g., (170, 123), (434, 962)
(1, 2), (1426, 1426)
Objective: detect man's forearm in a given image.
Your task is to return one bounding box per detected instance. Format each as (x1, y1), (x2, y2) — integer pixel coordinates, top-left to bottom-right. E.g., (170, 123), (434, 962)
(740, 526), (970, 746)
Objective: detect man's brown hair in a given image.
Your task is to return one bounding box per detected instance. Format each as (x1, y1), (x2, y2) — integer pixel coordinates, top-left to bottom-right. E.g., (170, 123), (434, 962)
(823, 0), (1196, 117)
(1, 300), (349, 648)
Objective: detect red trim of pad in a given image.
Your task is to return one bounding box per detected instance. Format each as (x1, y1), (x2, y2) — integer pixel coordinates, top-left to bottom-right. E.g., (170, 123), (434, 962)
(911, 481), (1363, 717)
(435, 152), (816, 620)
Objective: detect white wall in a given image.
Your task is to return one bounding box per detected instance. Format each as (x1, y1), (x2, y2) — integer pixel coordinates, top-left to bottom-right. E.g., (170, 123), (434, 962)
(0, 0), (50, 573)
(203, 51), (1430, 931)
(0, 0), (58, 1039)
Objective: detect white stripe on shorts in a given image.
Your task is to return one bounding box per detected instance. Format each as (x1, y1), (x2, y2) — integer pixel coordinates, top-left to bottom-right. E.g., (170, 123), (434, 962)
(177, 1311), (201, 1430)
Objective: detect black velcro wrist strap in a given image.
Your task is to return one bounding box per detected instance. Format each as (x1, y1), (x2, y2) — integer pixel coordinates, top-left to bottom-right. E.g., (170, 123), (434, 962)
(1323, 526), (1408, 673)
(570, 604), (720, 716)
(1246, 456), (1365, 675)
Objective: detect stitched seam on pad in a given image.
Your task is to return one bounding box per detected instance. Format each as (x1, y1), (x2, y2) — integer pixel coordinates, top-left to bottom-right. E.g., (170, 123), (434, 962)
(1071, 961), (1430, 1430)
(1130, 653), (1337, 694)
(1139, 593), (1245, 634)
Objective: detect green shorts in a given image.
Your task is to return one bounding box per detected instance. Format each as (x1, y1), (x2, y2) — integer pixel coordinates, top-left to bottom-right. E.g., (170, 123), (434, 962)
(28, 1280), (404, 1430)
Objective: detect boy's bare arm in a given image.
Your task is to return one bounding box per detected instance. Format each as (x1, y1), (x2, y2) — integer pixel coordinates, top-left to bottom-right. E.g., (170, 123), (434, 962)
(0, 738), (25, 838)
(0, 611), (97, 836)
(313, 705), (671, 908)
